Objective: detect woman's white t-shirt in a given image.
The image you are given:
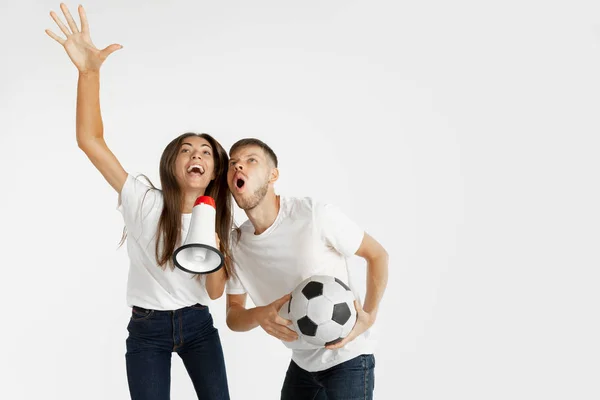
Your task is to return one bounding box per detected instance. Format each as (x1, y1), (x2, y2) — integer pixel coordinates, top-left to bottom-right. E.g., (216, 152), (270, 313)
(118, 174), (212, 310)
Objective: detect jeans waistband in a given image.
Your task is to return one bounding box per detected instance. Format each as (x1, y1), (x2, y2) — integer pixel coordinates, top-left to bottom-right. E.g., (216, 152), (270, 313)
(132, 303), (206, 314)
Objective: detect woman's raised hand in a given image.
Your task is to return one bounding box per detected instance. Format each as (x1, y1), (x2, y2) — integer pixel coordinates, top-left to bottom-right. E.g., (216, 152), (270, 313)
(46, 4), (121, 73)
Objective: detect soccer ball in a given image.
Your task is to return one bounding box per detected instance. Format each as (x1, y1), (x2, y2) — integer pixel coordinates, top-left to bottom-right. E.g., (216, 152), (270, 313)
(286, 275), (357, 347)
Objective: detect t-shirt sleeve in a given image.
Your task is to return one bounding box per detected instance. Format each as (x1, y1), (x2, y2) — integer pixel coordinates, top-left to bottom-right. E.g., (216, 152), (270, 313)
(315, 202), (364, 257)
(226, 262), (247, 295)
(117, 174), (160, 239)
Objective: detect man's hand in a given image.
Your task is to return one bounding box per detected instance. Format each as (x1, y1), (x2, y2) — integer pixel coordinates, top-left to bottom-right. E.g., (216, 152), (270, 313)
(325, 300), (374, 350)
(256, 294), (298, 342)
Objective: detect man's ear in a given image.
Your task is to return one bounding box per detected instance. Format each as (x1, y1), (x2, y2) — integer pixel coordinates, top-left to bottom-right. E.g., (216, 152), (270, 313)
(269, 167), (279, 183)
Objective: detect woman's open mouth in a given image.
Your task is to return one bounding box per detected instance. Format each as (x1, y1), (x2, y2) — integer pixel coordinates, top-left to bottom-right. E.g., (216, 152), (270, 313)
(187, 165), (205, 177)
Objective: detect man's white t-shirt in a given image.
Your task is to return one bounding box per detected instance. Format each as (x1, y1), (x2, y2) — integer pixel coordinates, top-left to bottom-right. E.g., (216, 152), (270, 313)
(118, 174), (212, 310)
(226, 196), (375, 372)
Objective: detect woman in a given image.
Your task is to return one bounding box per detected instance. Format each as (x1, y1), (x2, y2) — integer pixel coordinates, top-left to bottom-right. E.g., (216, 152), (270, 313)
(46, 4), (231, 399)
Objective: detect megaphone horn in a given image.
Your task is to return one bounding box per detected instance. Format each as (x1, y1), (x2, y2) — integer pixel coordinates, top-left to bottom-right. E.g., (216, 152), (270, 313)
(173, 196), (224, 274)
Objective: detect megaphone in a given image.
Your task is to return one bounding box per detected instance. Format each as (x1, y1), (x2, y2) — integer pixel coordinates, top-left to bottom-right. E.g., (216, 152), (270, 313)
(173, 195), (224, 274)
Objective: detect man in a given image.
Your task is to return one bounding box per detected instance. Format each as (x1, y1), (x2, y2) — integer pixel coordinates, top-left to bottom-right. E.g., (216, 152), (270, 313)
(225, 138), (389, 399)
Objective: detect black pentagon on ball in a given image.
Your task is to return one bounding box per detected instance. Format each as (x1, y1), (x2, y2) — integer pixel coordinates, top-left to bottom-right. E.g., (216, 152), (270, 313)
(302, 281), (324, 300)
(297, 316), (318, 336)
(335, 277), (351, 291)
(325, 337), (343, 346)
(332, 302), (352, 325)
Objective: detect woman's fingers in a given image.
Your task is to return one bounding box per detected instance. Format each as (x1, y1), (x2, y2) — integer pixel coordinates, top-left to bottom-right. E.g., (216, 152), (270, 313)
(78, 5), (90, 34)
(60, 3), (80, 34)
(45, 29), (65, 45)
(50, 10), (71, 37)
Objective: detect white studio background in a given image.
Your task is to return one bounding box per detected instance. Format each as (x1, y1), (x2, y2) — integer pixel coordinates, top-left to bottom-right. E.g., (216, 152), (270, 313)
(1, 0), (599, 399)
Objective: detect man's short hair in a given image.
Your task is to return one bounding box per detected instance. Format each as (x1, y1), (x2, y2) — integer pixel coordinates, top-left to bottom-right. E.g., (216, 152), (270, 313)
(229, 138), (278, 167)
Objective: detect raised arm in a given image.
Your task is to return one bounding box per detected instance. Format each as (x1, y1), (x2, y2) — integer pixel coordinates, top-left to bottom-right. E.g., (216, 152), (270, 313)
(46, 4), (127, 192)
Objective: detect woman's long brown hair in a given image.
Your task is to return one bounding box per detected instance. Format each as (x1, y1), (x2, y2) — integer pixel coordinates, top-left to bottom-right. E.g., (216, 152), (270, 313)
(155, 132), (233, 277)
(120, 133), (233, 277)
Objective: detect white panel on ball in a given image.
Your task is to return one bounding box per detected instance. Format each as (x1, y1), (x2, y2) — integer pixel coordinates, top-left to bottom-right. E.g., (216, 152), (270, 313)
(306, 296), (334, 325)
(322, 281), (350, 304)
(290, 293), (307, 320)
(316, 320), (344, 344)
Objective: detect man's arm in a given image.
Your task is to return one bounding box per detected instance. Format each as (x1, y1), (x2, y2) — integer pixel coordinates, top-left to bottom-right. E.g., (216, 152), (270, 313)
(356, 232), (389, 320)
(226, 293), (298, 341)
(226, 293), (259, 331)
(326, 232), (389, 350)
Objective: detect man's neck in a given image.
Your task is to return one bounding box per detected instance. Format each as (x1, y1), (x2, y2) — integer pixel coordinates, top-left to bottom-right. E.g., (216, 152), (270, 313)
(246, 192), (280, 235)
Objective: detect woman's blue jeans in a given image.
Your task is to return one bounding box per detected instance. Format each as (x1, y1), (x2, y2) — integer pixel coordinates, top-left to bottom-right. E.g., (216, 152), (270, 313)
(125, 304), (230, 400)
